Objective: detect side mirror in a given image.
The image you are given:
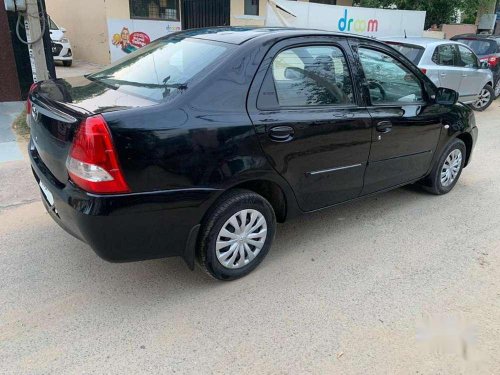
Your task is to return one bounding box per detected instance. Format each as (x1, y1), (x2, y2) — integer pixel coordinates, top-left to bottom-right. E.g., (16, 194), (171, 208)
(284, 67), (304, 80)
(435, 87), (459, 105)
(479, 61), (489, 69)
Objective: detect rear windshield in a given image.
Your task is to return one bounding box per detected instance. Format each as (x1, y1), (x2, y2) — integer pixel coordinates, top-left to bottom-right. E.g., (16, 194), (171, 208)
(88, 37), (231, 102)
(454, 39), (497, 55)
(386, 42), (425, 64)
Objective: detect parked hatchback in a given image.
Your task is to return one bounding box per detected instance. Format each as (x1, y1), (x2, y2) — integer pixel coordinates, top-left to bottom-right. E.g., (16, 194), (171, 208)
(451, 34), (500, 98)
(384, 37), (494, 111)
(49, 16), (73, 67)
(28, 28), (477, 280)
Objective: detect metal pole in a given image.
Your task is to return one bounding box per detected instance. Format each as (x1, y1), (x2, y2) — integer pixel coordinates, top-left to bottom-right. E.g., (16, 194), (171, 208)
(24, 0), (49, 82)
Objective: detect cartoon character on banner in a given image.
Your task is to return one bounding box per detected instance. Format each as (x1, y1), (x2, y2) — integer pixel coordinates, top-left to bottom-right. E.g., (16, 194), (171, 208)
(112, 27), (137, 54)
(112, 27), (152, 54)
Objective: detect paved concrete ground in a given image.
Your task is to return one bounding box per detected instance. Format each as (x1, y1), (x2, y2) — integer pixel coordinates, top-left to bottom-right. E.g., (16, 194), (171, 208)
(55, 60), (103, 79)
(0, 103), (499, 374)
(0, 102), (25, 163)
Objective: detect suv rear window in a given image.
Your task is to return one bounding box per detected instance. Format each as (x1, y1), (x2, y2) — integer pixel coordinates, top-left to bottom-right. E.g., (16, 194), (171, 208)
(386, 42), (425, 64)
(454, 39), (497, 55)
(88, 37), (231, 102)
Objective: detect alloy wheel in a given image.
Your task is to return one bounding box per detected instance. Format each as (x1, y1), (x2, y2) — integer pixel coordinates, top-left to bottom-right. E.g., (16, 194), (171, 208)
(440, 149), (463, 187)
(472, 88), (491, 109)
(215, 209), (267, 269)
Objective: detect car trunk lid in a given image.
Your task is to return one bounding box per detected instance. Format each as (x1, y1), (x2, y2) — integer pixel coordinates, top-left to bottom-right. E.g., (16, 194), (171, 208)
(29, 77), (157, 185)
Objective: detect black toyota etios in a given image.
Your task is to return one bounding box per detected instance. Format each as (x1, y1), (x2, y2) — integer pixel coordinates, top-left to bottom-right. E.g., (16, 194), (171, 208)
(29, 27), (478, 280)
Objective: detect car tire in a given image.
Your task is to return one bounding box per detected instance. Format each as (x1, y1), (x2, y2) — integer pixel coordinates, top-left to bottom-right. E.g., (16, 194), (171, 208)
(494, 79), (500, 99)
(198, 189), (276, 281)
(471, 84), (494, 111)
(63, 60), (73, 67)
(423, 139), (466, 195)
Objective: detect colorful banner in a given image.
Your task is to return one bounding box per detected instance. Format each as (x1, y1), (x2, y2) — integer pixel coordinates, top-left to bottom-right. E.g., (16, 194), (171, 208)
(108, 19), (181, 62)
(266, 0), (426, 37)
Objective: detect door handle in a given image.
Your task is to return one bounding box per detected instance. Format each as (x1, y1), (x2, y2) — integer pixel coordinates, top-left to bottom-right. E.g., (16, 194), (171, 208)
(440, 73), (446, 76)
(462, 74), (467, 77)
(376, 121), (392, 133)
(268, 126), (294, 142)
(333, 112), (355, 118)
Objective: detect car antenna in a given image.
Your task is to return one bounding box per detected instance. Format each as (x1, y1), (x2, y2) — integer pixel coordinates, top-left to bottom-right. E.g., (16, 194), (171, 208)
(404, 29), (407, 38)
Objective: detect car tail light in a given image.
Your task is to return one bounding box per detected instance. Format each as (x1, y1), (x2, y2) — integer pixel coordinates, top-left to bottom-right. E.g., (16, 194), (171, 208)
(420, 68), (427, 75)
(66, 115), (130, 194)
(26, 83), (38, 114)
(480, 55), (499, 67)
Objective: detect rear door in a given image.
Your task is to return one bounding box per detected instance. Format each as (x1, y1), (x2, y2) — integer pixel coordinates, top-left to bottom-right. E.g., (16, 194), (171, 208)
(456, 44), (484, 102)
(354, 42), (443, 194)
(247, 37), (372, 212)
(432, 44), (463, 92)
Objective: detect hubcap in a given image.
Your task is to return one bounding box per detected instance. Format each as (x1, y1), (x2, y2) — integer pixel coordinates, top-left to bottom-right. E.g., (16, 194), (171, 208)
(215, 209), (267, 269)
(473, 88), (491, 109)
(440, 149), (463, 187)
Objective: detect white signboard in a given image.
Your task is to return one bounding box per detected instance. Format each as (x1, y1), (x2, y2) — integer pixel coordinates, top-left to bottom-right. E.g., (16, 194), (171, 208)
(108, 19), (181, 62)
(266, 0), (426, 37)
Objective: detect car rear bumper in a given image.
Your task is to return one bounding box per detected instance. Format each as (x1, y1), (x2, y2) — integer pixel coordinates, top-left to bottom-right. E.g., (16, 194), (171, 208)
(29, 140), (219, 267)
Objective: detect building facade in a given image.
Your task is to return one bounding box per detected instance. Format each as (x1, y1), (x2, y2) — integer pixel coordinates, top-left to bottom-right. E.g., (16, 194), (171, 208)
(45, 0), (352, 65)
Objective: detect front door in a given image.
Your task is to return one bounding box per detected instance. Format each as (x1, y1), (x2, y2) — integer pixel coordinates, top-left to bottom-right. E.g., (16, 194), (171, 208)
(356, 45), (443, 194)
(248, 39), (372, 212)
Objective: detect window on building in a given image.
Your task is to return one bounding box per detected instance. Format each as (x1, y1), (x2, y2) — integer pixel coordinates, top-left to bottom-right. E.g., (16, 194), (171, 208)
(244, 0), (259, 16)
(130, 0), (180, 21)
(309, 0), (337, 5)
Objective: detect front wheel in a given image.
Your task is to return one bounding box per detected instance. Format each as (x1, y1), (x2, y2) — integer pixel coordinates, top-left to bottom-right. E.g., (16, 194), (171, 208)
(198, 189), (276, 281)
(423, 139), (466, 195)
(471, 85), (494, 111)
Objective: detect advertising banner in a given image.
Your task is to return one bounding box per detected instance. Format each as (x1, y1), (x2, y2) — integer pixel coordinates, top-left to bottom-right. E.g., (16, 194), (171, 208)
(108, 19), (181, 62)
(266, 0), (426, 38)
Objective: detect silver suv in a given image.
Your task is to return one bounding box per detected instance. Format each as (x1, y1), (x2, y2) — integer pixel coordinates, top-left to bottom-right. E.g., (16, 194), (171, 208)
(383, 37), (494, 111)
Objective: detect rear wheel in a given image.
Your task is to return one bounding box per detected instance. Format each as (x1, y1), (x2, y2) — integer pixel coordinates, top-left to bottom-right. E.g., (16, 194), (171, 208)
(63, 60), (72, 67)
(423, 139), (466, 195)
(471, 85), (493, 111)
(198, 189), (276, 281)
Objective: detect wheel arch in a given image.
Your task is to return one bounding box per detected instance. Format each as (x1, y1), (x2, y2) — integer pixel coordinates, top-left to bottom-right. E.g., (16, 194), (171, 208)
(456, 132), (473, 167)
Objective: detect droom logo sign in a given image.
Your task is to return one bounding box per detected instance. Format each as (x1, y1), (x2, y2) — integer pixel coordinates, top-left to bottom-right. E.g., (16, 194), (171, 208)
(337, 9), (379, 33)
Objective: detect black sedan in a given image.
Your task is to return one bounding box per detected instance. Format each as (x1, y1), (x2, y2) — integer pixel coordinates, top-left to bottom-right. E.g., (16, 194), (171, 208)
(28, 27), (478, 280)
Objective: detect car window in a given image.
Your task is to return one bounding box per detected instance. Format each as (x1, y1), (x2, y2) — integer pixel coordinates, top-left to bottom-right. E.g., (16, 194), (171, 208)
(432, 44), (458, 66)
(358, 48), (423, 104)
(88, 37), (231, 102)
(454, 39), (497, 55)
(457, 45), (479, 68)
(49, 18), (58, 31)
(386, 42), (425, 64)
(271, 45), (354, 107)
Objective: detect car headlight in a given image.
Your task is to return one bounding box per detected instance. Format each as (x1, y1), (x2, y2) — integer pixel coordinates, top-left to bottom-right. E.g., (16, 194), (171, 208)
(58, 38), (69, 43)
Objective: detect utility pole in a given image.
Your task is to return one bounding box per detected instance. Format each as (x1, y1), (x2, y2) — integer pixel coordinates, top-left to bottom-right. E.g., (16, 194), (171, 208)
(24, 0), (49, 82)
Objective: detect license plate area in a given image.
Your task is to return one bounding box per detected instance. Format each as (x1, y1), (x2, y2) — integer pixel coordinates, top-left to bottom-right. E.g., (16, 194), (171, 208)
(39, 181), (54, 206)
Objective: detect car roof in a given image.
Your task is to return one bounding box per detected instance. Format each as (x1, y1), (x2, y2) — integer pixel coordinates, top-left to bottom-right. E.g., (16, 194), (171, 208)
(381, 37), (458, 48)
(452, 33), (500, 41)
(174, 26), (375, 45)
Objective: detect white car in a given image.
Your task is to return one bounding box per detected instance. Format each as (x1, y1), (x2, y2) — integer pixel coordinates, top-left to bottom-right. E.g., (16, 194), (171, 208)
(49, 17), (73, 67)
(384, 37), (495, 111)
